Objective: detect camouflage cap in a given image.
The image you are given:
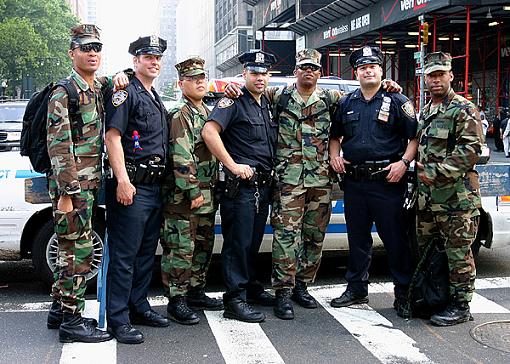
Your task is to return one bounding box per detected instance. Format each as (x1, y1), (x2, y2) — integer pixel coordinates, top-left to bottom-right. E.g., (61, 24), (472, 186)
(295, 48), (321, 67)
(175, 57), (206, 77)
(349, 46), (383, 69)
(70, 24), (101, 46)
(424, 52), (452, 74)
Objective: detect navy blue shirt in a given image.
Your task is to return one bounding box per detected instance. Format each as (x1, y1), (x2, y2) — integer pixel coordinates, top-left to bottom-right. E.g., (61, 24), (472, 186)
(331, 87), (417, 164)
(106, 77), (168, 163)
(207, 87), (277, 171)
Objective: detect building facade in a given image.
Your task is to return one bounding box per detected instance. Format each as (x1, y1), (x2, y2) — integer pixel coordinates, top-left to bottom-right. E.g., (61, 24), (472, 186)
(158, 0), (179, 94)
(176, 0), (217, 78)
(215, 0), (256, 77)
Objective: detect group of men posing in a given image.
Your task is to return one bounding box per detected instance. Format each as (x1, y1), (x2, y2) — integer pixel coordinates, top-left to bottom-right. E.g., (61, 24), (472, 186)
(46, 24), (484, 345)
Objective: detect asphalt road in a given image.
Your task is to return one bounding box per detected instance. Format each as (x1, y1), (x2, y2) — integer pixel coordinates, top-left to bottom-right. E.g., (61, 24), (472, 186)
(1, 246), (509, 364)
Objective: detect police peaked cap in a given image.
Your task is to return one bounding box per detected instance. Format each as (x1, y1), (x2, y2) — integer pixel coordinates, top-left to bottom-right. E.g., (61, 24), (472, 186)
(238, 51), (277, 73)
(349, 46), (383, 69)
(129, 35), (167, 56)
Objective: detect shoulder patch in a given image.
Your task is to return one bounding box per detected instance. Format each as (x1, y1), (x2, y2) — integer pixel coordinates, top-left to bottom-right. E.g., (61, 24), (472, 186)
(112, 90), (128, 107)
(401, 100), (415, 118)
(218, 97), (234, 109)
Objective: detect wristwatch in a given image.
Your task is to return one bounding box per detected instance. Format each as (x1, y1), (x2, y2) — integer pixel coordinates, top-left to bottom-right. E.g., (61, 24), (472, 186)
(401, 158), (411, 168)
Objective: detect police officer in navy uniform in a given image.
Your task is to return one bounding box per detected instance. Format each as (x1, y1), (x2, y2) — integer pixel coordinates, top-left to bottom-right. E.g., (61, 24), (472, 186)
(105, 35), (170, 344)
(202, 51), (277, 323)
(329, 46), (418, 316)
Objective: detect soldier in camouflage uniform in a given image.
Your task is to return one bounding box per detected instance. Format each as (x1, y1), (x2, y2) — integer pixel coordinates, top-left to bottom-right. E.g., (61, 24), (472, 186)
(265, 49), (343, 320)
(161, 57), (223, 325)
(416, 52), (484, 326)
(47, 24), (113, 343)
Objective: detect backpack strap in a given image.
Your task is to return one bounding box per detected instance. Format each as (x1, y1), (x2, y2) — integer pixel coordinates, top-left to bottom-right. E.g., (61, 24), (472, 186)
(56, 78), (85, 140)
(273, 86), (293, 124)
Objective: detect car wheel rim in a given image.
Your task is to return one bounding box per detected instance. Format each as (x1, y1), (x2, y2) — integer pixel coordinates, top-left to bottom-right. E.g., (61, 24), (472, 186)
(46, 232), (104, 281)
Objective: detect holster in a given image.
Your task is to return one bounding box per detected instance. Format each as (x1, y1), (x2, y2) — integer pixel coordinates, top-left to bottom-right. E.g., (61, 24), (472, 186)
(223, 168), (240, 198)
(125, 156), (166, 185)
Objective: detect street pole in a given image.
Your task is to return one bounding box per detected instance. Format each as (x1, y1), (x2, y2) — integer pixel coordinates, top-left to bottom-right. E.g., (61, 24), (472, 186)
(419, 15), (426, 113)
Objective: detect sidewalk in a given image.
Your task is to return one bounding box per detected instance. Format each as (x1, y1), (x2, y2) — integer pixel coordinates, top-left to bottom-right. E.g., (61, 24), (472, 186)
(485, 136), (509, 164)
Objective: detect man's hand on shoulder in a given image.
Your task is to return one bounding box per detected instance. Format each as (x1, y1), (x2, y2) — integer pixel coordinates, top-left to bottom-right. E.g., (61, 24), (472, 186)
(382, 79), (402, 93)
(113, 72), (130, 91)
(224, 83), (243, 99)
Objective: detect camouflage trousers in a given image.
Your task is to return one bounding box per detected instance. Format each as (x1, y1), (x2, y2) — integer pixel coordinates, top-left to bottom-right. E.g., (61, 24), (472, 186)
(160, 212), (216, 297)
(417, 209), (479, 303)
(271, 182), (332, 288)
(50, 189), (97, 314)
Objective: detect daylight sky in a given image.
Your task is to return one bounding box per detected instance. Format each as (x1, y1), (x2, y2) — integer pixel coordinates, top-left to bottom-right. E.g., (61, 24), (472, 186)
(99, 0), (162, 74)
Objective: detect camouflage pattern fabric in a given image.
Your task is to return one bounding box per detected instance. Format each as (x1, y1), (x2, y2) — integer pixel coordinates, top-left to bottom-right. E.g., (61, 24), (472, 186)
(160, 96), (217, 297)
(416, 87), (484, 303)
(271, 183), (332, 287)
(161, 97), (217, 215)
(175, 57), (206, 77)
(47, 69), (112, 314)
(160, 212), (215, 297)
(47, 68), (109, 196)
(50, 190), (97, 314)
(266, 84), (342, 187)
(295, 48), (322, 67)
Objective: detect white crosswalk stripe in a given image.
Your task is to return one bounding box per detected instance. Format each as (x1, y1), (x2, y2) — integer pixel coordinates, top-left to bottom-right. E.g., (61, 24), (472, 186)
(1, 277), (509, 364)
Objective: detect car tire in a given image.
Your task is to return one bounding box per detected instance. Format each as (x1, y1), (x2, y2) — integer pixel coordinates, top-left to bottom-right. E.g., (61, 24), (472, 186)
(32, 218), (105, 290)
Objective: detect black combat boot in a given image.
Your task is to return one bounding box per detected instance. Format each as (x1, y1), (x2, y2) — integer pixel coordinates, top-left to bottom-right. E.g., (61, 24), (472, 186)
(274, 289), (294, 320)
(187, 289), (224, 311)
(430, 301), (472, 326)
(291, 281), (317, 309)
(167, 296), (200, 325)
(47, 300), (98, 329)
(59, 313), (113, 343)
(223, 299), (265, 323)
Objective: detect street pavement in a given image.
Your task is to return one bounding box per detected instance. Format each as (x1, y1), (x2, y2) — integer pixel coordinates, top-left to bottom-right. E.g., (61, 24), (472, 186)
(1, 251), (509, 364)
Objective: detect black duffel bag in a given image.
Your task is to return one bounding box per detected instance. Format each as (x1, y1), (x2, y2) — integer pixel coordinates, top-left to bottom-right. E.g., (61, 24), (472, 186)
(408, 238), (450, 318)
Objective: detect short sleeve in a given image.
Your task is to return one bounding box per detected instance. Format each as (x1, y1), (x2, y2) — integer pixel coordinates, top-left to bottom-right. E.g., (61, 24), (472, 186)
(106, 89), (132, 135)
(207, 97), (237, 132)
(330, 96), (346, 138)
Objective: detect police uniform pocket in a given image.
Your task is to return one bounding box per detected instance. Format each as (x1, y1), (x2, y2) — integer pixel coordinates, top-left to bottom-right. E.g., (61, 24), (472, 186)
(249, 119), (264, 141)
(344, 112), (359, 137)
(373, 112), (395, 139)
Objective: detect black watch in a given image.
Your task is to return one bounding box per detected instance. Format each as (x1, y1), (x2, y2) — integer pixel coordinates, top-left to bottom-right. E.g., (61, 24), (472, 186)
(401, 158), (411, 168)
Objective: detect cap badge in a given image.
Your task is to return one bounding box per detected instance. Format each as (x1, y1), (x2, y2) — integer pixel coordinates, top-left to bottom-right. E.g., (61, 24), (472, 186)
(150, 35), (159, 47)
(362, 47), (372, 57)
(84, 24), (93, 34)
(255, 52), (265, 63)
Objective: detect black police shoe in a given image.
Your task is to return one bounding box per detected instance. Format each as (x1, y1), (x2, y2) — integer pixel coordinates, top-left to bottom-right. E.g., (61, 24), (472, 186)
(393, 297), (411, 319)
(187, 290), (224, 311)
(47, 300), (98, 329)
(59, 313), (113, 343)
(223, 299), (265, 323)
(430, 302), (472, 326)
(291, 281), (318, 309)
(274, 289), (294, 320)
(108, 324), (144, 345)
(330, 290), (369, 308)
(130, 309), (170, 327)
(167, 296), (200, 325)
(247, 290), (276, 307)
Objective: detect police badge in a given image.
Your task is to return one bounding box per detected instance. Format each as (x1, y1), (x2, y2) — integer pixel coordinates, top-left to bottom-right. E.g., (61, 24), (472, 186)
(401, 100), (416, 118)
(218, 97), (234, 108)
(112, 90), (128, 107)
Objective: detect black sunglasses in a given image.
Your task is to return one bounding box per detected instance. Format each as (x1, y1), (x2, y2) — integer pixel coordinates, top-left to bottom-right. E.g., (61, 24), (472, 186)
(297, 64), (320, 72)
(74, 43), (102, 53)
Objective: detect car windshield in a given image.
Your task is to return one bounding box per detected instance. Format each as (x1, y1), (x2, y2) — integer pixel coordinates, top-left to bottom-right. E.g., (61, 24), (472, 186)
(0, 105), (25, 123)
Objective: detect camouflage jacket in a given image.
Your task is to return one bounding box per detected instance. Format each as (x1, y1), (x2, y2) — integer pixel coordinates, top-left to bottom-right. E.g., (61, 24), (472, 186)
(47, 68), (112, 196)
(266, 84), (342, 187)
(162, 96), (217, 215)
(416, 88), (483, 212)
